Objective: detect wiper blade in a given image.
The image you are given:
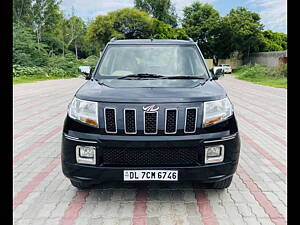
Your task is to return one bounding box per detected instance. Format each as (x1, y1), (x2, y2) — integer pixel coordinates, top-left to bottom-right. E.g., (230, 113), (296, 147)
(93, 78), (109, 87)
(162, 75), (207, 79)
(118, 73), (166, 80)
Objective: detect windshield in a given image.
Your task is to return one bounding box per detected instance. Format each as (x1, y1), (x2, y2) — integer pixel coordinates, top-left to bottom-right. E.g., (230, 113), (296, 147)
(96, 45), (209, 79)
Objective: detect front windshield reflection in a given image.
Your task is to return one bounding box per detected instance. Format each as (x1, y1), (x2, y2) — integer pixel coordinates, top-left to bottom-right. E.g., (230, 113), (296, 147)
(96, 45), (208, 79)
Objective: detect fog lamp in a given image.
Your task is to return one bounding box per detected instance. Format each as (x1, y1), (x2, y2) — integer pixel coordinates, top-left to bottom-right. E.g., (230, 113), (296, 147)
(76, 146), (96, 165)
(205, 145), (224, 164)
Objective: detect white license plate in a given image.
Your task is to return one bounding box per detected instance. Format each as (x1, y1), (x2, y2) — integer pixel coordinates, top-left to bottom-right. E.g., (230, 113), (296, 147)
(123, 170), (178, 181)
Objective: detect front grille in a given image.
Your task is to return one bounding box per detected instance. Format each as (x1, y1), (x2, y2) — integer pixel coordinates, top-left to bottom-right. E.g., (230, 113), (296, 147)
(124, 109), (136, 134)
(184, 108), (197, 133)
(165, 109), (177, 134)
(144, 112), (158, 134)
(103, 105), (199, 135)
(102, 145), (199, 166)
(104, 108), (117, 133)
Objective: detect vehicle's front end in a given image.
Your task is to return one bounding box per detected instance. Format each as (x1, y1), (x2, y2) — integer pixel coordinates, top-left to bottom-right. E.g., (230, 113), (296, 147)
(61, 39), (240, 189)
(222, 65), (232, 74)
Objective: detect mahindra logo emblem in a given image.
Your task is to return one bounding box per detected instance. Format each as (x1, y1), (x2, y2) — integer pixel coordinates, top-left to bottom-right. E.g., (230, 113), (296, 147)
(143, 105), (159, 112)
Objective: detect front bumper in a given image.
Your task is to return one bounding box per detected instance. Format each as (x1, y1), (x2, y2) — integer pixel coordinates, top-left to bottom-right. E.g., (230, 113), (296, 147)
(63, 161), (239, 184)
(61, 131), (240, 184)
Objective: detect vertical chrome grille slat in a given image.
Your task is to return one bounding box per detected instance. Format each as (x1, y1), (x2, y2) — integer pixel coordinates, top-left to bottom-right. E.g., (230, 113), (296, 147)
(104, 107), (117, 133)
(124, 109), (137, 134)
(165, 109), (177, 134)
(184, 107), (197, 133)
(144, 112), (158, 134)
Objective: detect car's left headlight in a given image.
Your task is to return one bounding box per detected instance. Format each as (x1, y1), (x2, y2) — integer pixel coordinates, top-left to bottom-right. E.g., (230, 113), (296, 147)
(68, 97), (98, 128)
(203, 97), (233, 127)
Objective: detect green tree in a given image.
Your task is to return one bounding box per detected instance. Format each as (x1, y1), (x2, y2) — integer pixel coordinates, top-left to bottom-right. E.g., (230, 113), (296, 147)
(85, 8), (154, 52)
(182, 2), (221, 61)
(40, 33), (65, 56)
(85, 14), (118, 53)
(152, 19), (187, 39)
(86, 8), (189, 53)
(221, 7), (264, 57)
(110, 8), (154, 39)
(13, 0), (33, 25)
(55, 17), (68, 56)
(134, 0), (178, 27)
(31, 0), (62, 47)
(64, 16), (86, 59)
(259, 30), (287, 52)
(13, 23), (49, 66)
(182, 4), (267, 64)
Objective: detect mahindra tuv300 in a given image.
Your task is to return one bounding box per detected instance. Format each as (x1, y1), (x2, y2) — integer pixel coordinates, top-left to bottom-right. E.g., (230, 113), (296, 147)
(61, 38), (241, 189)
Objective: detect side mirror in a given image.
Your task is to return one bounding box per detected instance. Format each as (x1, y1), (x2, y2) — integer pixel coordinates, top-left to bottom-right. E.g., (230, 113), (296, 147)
(78, 66), (93, 80)
(211, 68), (224, 80)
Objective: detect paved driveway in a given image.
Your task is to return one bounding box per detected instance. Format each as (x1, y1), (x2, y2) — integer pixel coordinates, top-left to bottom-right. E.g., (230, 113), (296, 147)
(13, 76), (287, 225)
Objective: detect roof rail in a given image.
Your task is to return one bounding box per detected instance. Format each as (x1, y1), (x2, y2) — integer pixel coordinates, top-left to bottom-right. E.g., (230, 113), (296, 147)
(187, 37), (194, 42)
(110, 37), (118, 42)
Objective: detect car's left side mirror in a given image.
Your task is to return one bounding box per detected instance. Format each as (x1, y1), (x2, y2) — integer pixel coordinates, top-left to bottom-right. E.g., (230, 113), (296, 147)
(212, 68), (224, 80)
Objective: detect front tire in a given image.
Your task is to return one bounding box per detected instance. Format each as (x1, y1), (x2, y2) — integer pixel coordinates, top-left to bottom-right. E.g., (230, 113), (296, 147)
(70, 180), (94, 189)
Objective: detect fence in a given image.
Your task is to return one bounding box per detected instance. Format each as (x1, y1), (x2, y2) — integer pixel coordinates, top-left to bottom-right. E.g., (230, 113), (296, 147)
(204, 59), (214, 69)
(205, 50), (287, 69)
(204, 59), (243, 69)
(243, 50), (287, 67)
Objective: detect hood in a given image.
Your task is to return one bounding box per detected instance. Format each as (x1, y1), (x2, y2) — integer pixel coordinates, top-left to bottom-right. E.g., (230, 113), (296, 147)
(75, 79), (227, 103)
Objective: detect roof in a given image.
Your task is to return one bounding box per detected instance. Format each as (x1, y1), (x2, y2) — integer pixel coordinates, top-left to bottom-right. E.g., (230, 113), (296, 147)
(108, 39), (196, 45)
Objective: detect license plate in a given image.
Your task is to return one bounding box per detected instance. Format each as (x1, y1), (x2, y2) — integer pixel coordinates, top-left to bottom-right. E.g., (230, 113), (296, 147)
(123, 170), (178, 181)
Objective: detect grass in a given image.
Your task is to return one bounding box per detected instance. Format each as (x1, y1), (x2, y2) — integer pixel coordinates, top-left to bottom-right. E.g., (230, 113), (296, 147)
(13, 75), (79, 85)
(232, 64), (287, 89)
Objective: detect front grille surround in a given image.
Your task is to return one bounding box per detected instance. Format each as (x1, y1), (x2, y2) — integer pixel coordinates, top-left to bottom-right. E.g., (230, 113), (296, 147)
(101, 104), (202, 135)
(184, 107), (198, 134)
(124, 109), (137, 134)
(104, 107), (117, 134)
(165, 108), (178, 134)
(144, 111), (158, 135)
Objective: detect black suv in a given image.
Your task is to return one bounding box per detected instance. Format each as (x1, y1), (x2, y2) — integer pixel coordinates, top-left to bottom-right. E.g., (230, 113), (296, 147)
(61, 38), (240, 189)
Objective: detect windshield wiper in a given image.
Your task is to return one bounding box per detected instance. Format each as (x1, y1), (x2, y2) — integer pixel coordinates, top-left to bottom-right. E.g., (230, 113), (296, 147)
(162, 75), (207, 79)
(117, 73), (166, 80)
(93, 77), (110, 87)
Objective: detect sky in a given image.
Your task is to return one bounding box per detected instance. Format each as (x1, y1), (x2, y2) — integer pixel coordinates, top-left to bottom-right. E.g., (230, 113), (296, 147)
(60, 0), (287, 34)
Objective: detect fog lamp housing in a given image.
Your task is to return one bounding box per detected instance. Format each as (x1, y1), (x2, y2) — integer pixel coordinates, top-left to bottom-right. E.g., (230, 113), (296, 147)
(205, 145), (224, 164)
(76, 146), (96, 165)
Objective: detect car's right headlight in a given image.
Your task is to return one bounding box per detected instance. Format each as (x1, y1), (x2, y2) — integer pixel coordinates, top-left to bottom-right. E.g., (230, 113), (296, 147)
(203, 97), (233, 127)
(68, 97), (98, 128)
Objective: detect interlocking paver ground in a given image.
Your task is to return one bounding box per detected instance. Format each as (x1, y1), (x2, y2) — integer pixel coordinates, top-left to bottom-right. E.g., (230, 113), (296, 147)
(13, 76), (287, 225)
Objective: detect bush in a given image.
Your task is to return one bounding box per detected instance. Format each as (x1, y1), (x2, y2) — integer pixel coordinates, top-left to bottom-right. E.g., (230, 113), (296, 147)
(79, 55), (99, 67)
(270, 64), (287, 77)
(238, 64), (269, 79)
(235, 64), (287, 79)
(233, 63), (287, 88)
(13, 54), (99, 78)
(13, 65), (71, 77)
(13, 65), (46, 77)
